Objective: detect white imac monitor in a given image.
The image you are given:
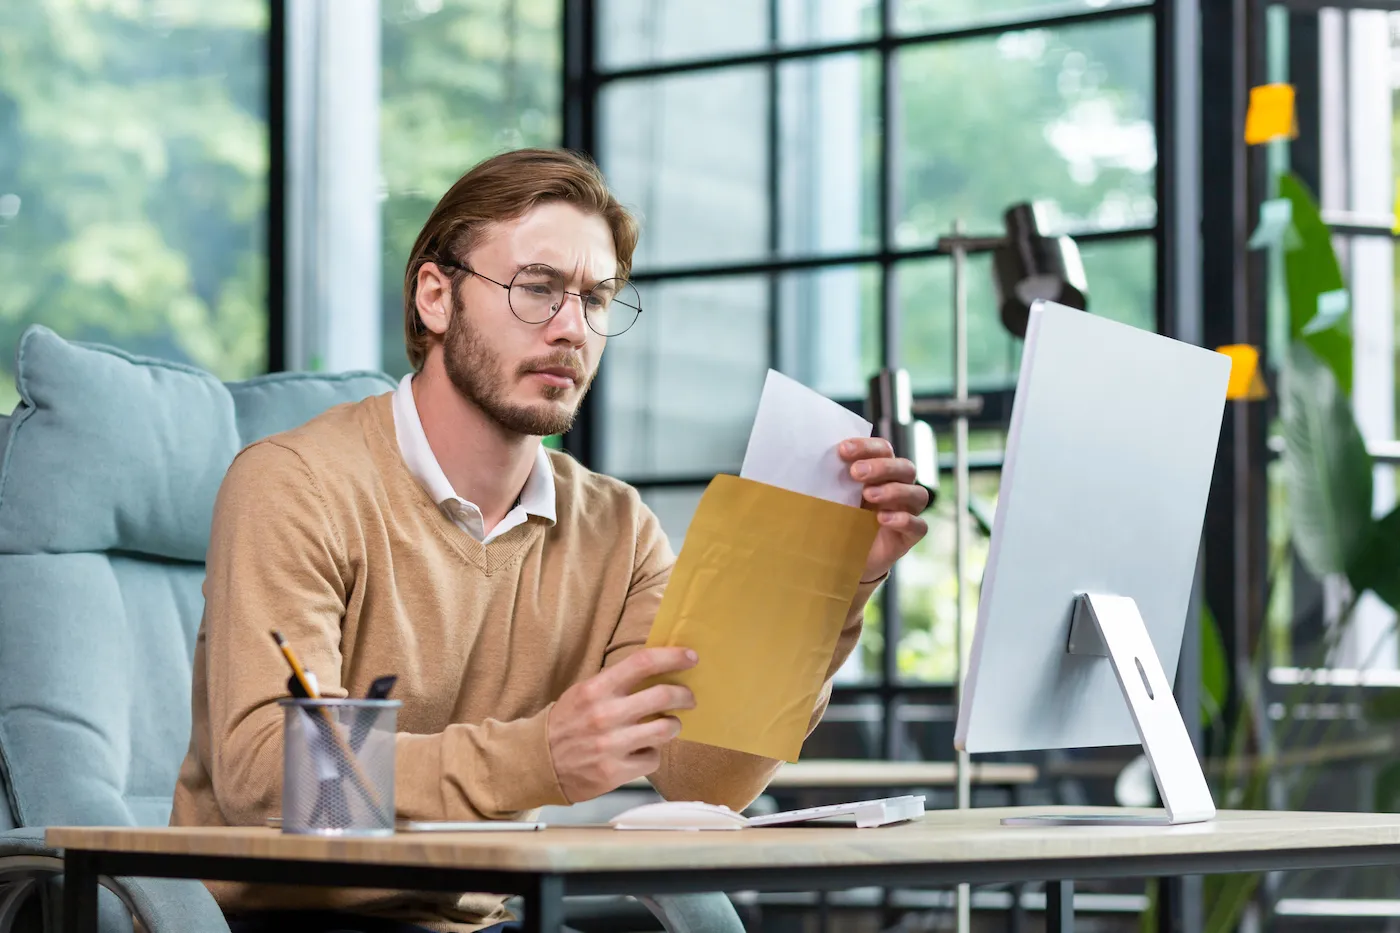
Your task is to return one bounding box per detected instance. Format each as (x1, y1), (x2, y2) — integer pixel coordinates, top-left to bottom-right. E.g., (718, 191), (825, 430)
(953, 300), (1231, 825)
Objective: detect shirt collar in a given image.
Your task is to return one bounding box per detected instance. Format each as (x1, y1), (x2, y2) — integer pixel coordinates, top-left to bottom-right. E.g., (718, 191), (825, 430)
(391, 373), (557, 524)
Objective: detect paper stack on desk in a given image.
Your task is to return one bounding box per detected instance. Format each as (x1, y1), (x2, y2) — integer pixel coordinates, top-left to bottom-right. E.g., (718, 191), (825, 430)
(643, 370), (880, 761)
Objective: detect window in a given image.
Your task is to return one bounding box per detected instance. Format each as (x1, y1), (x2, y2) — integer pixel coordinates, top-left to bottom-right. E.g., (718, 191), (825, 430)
(0, 1), (270, 412)
(379, 0), (562, 378)
(579, 0), (1161, 709)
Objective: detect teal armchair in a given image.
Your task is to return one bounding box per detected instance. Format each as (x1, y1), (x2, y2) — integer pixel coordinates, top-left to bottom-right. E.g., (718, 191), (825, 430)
(0, 326), (744, 933)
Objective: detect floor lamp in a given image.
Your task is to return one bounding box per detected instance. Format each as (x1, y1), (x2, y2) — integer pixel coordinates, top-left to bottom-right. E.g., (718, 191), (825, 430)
(866, 202), (1089, 933)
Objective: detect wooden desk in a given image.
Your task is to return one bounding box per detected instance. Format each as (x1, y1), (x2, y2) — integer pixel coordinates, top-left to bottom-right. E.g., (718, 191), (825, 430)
(49, 808), (1400, 933)
(621, 759), (1038, 791)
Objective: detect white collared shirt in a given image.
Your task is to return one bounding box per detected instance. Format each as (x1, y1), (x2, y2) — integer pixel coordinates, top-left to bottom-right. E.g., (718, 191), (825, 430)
(391, 374), (557, 544)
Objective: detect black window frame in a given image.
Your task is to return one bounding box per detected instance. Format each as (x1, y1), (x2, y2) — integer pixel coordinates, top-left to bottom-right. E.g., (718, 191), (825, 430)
(561, 0), (1171, 760)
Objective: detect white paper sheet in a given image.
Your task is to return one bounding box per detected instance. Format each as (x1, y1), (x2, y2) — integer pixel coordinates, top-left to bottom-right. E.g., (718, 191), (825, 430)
(739, 370), (873, 508)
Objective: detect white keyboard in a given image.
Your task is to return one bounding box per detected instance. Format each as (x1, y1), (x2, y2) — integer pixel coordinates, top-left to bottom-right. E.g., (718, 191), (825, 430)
(747, 794), (926, 829)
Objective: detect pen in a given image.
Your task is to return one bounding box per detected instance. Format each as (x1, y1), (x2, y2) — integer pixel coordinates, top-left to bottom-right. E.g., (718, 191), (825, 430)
(350, 675), (398, 752)
(270, 630), (386, 818)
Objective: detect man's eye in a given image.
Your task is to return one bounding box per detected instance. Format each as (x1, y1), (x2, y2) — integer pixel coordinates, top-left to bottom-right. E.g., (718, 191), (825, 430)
(586, 295), (608, 309)
(519, 283), (555, 296)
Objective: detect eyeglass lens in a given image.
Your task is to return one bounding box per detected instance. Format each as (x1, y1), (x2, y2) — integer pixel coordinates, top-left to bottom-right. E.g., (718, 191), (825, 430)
(508, 266), (642, 337)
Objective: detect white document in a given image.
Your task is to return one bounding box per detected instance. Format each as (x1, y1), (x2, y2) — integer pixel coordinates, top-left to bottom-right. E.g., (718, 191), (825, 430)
(739, 369), (873, 508)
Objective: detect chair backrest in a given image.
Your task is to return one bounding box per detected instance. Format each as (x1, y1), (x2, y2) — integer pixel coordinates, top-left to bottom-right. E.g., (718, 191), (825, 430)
(0, 326), (396, 830)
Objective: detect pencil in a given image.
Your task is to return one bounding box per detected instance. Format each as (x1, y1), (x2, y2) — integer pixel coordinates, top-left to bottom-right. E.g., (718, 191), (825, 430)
(269, 630), (387, 821)
(271, 630), (321, 698)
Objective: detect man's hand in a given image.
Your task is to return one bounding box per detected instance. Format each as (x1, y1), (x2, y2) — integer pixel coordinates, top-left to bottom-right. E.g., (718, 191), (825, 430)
(548, 647), (698, 803)
(840, 436), (931, 582)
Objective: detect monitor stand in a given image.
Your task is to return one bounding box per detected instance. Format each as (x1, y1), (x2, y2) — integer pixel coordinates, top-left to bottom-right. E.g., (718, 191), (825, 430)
(1002, 592), (1217, 827)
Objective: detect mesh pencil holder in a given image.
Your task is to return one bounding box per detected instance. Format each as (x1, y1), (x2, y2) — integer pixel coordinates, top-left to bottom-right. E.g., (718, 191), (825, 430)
(279, 698), (400, 836)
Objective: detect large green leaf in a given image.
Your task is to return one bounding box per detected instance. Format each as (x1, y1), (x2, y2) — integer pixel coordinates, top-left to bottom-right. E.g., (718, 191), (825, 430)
(1281, 343), (1373, 578)
(1351, 503), (1400, 611)
(1200, 602), (1228, 729)
(1279, 173), (1352, 393)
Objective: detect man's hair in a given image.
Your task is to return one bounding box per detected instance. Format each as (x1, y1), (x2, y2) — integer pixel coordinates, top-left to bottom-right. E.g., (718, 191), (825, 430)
(402, 148), (639, 371)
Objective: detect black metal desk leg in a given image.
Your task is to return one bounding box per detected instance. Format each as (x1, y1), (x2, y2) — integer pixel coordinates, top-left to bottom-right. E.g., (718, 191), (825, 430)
(523, 875), (565, 933)
(62, 850), (99, 933)
(1045, 880), (1074, 933)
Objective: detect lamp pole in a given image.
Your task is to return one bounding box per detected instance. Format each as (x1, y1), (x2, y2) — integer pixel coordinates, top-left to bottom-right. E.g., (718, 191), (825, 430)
(867, 209), (1085, 933)
(937, 220), (1000, 933)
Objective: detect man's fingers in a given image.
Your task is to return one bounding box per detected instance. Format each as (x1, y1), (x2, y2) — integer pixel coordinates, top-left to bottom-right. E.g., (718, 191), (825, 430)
(838, 436), (894, 461)
(851, 456), (916, 485)
(864, 482), (931, 513)
(595, 647), (698, 695)
(878, 511), (930, 538)
(616, 683), (695, 723)
(624, 747), (663, 778)
(615, 716), (683, 755)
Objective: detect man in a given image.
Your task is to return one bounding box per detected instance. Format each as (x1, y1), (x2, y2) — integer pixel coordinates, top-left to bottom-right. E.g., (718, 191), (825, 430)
(171, 148), (930, 933)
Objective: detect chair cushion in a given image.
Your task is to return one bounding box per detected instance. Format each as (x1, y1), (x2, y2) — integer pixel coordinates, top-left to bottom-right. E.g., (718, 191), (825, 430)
(0, 325), (395, 562)
(0, 325), (396, 831)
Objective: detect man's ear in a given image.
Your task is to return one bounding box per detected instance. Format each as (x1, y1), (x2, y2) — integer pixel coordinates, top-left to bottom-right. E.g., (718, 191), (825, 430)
(416, 262), (453, 336)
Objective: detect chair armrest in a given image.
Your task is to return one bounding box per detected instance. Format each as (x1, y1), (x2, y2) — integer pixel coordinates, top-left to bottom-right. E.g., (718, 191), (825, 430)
(0, 829), (229, 933)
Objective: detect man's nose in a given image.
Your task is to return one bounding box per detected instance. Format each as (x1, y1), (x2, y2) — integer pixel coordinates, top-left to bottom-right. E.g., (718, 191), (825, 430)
(547, 291), (589, 344)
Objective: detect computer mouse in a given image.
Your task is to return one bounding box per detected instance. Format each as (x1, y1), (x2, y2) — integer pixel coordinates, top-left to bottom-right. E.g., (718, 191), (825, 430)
(609, 800), (748, 831)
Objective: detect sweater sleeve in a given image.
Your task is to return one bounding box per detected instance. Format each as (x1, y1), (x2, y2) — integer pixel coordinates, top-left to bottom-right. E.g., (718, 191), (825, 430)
(201, 442), (567, 829)
(602, 498), (881, 811)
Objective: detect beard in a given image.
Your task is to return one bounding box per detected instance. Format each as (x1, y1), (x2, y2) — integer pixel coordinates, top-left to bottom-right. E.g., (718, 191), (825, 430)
(441, 297), (595, 437)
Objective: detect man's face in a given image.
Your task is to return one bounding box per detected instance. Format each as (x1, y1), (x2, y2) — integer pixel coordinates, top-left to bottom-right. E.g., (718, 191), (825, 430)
(437, 202), (616, 437)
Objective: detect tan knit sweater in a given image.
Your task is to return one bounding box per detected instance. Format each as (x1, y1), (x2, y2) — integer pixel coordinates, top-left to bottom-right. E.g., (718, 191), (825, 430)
(170, 391), (877, 931)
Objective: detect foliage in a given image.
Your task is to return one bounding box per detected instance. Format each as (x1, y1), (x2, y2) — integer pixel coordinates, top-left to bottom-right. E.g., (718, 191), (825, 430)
(0, 1), (561, 410)
(1280, 342), (1374, 578)
(896, 6), (1157, 395)
(1191, 173), (1400, 933)
(1277, 173), (1351, 392)
(0, 0), (269, 413)
(379, 0), (560, 378)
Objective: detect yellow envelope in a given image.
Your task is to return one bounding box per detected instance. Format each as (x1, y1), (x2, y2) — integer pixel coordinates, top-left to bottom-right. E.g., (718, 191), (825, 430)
(1244, 83), (1296, 145)
(644, 474), (879, 761)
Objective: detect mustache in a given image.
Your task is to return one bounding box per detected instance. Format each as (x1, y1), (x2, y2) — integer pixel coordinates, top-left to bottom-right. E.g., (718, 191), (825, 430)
(518, 353), (586, 382)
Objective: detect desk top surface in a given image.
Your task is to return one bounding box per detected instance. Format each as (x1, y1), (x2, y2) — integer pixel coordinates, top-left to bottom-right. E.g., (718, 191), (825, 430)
(622, 760), (1038, 790)
(46, 808), (1400, 874)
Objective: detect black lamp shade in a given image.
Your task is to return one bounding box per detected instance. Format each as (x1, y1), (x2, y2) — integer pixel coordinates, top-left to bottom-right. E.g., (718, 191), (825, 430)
(991, 202), (1089, 338)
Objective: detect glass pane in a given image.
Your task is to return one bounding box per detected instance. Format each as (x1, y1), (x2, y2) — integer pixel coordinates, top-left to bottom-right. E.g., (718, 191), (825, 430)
(598, 0), (769, 71)
(640, 486), (706, 552)
(380, 0), (561, 378)
(897, 467), (1004, 683)
(1078, 236), (1156, 332)
(779, 53), (880, 257)
(898, 254), (1021, 394)
(896, 15), (1156, 248)
(779, 0), (880, 47)
(0, 1), (269, 414)
(601, 68), (768, 271)
(898, 0), (1150, 35)
(599, 276), (768, 479)
(841, 580), (886, 684)
(777, 265), (880, 399)
(1315, 9), (1395, 217)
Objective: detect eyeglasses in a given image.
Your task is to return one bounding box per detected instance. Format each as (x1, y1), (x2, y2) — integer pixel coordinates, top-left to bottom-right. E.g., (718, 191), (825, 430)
(435, 260), (643, 337)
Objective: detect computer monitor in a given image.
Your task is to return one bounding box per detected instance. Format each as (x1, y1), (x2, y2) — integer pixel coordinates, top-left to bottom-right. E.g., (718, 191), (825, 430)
(953, 300), (1230, 825)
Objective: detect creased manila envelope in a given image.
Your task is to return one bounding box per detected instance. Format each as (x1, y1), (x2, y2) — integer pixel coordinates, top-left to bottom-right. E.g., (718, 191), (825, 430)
(643, 473), (879, 761)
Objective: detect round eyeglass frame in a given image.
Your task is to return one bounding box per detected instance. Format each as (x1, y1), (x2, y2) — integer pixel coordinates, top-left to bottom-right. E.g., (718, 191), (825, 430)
(433, 259), (643, 337)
